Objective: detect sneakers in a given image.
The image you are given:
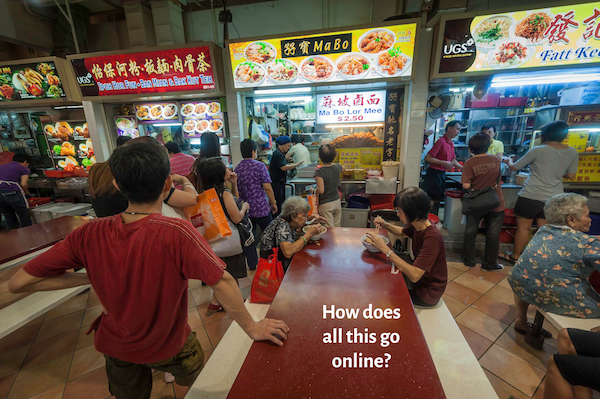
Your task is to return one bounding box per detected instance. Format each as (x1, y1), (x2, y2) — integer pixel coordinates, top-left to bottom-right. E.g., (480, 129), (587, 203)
(206, 303), (224, 314)
(482, 264), (504, 272)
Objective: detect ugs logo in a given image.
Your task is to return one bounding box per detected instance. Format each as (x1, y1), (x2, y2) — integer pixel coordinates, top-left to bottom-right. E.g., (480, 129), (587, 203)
(443, 38), (475, 55)
(77, 73), (93, 85)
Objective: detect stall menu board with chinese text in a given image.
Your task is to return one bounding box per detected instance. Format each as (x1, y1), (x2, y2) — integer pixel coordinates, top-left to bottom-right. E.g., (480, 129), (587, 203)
(70, 47), (216, 97)
(568, 111), (600, 125)
(0, 61), (65, 101)
(135, 103), (179, 124)
(228, 23), (417, 88)
(316, 91), (385, 124)
(181, 100), (224, 138)
(336, 148), (383, 171)
(43, 121), (96, 171)
(573, 154), (600, 182)
(438, 2), (600, 75)
(562, 132), (589, 152)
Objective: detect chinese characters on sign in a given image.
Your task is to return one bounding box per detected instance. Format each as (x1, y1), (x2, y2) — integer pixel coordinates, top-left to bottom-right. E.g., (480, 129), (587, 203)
(383, 90), (401, 161)
(280, 34), (352, 58)
(567, 111), (600, 125)
(316, 91), (386, 124)
(574, 155), (600, 182)
(70, 46), (216, 97)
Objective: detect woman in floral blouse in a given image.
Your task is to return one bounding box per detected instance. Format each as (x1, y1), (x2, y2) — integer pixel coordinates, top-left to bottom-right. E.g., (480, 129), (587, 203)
(509, 193), (600, 336)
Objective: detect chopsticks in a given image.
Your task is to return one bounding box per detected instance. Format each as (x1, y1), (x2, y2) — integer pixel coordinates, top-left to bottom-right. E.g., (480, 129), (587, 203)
(375, 225), (380, 236)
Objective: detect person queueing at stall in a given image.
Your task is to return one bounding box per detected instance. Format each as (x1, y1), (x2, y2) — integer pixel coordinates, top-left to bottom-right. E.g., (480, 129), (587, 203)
(367, 187), (448, 307)
(0, 153), (32, 229)
(422, 121), (463, 215)
(8, 142), (289, 398)
(314, 144), (344, 228)
(480, 123), (503, 160)
(270, 136), (303, 217)
(165, 141), (196, 188)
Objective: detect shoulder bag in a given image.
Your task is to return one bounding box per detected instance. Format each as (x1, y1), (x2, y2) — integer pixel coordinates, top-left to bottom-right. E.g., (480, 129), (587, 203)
(461, 169), (501, 216)
(219, 190), (255, 248)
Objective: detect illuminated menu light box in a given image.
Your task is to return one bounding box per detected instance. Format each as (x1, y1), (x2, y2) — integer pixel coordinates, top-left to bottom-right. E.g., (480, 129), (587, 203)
(316, 90), (386, 124)
(182, 100), (224, 138)
(436, 1), (600, 76)
(228, 23), (417, 88)
(0, 61), (66, 102)
(70, 46), (217, 97)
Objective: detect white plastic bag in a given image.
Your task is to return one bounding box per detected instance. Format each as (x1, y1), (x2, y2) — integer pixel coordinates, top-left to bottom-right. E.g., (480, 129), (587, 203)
(251, 121), (269, 145)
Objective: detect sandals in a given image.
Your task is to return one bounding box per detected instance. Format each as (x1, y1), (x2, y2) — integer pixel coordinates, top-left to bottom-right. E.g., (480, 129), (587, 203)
(499, 252), (518, 265)
(515, 322), (552, 338)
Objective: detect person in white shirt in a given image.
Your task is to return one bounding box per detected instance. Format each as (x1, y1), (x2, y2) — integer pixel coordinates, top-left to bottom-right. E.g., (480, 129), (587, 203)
(286, 135), (312, 167)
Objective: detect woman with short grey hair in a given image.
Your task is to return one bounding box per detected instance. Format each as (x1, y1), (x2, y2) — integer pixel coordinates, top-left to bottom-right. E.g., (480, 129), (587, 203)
(259, 196), (325, 272)
(544, 193), (588, 227)
(508, 193), (600, 338)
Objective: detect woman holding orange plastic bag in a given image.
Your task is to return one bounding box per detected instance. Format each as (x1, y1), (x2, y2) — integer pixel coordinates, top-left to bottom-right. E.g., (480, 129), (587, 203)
(194, 157), (249, 314)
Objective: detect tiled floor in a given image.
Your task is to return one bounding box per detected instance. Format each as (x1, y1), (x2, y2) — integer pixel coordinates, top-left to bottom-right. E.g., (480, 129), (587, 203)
(0, 269), (255, 399)
(0, 256), (558, 399)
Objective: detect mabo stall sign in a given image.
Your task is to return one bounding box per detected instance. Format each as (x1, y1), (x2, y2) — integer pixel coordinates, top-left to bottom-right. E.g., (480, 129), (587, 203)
(316, 91), (386, 124)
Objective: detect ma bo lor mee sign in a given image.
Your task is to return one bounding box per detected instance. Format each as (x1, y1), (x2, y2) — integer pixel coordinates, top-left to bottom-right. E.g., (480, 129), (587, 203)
(436, 1), (600, 76)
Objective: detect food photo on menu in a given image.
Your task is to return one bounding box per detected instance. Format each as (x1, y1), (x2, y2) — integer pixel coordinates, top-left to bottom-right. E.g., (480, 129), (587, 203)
(182, 100), (224, 138)
(44, 121), (95, 171)
(229, 24), (416, 88)
(0, 61), (65, 101)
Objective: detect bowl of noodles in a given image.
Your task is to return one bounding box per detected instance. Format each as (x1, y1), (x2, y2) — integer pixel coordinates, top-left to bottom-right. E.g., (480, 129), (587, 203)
(472, 15), (515, 51)
(510, 11), (553, 45)
(336, 53), (371, 79)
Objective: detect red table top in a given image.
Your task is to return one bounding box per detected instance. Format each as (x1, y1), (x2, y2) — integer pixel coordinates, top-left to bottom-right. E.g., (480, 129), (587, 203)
(0, 216), (90, 265)
(227, 227), (446, 399)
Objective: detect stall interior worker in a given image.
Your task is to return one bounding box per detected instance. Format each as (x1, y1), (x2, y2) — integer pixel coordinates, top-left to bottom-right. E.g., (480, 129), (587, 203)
(367, 187), (448, 307)
(422, 120), (463, 214)
(480, 123), (503, 160)
(269, 136), (304, 217)
(0, 153), (32, 229)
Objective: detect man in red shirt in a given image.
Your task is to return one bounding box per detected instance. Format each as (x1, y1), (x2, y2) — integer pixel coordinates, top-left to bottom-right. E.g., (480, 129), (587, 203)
(422, 121), (463, 214)
(165, 141), (196, 183)
(9, 142), (288, 399)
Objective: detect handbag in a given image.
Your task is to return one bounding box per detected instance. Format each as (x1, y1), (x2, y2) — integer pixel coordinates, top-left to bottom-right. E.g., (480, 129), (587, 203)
(461, 169), (501, 216)
(219, 190), (255, 248)
(250, 248), (285, 303)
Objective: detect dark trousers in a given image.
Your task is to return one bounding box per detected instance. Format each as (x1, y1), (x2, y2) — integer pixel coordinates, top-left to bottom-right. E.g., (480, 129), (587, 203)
(462, 211), (505, 269)
(421, 168), (446, 216)
(272, 181), (286, 218)
(244, 214), (273, 270)
(0, 190), (32, 229)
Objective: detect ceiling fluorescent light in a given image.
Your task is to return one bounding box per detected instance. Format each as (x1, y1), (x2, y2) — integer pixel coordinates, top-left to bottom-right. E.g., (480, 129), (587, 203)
(465, 87), (474, 92)
(150, 123), (181, 126)
(254, 96), (312, 103)
(189, 139), (201, 144)
(449, 88), (460, 92)
(491, 73), (600, 87)
(254, 87), (311, 95)
(325, 123), (385, 129)
(569, 128), (600, 132)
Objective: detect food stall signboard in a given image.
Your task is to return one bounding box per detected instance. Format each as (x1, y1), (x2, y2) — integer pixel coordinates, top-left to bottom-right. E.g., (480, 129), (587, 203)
(70, 47), (216, 97)
(574, 155), (600, 182)
(181, 100), (224, 138)
(229, 23), (417, 88)
(437, 2), (600, 75)
(0, 61), (65, 101)
(568, 111), (600, 125)
(316, 90), (386, 124)
(383, 89), (401, 161)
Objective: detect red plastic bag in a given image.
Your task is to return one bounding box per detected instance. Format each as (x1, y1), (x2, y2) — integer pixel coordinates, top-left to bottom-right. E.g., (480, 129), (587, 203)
(251, 248), (285, 303)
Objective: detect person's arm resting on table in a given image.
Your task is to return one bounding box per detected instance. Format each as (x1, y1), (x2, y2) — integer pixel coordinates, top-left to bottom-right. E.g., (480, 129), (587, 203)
(9, 230), (89, 293)
(279, 224), (321, 259)
(181, 224), (289, 346)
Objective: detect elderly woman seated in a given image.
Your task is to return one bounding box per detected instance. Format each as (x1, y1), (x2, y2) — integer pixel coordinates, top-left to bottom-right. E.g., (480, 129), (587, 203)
(259, 196), (324, 272)
(508, 193), (600, 337)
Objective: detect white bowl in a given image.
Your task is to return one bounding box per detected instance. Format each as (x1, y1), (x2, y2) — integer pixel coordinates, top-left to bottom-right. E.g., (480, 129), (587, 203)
(303, 225), (327, 241)
(357, 28), (396, 58)
(361, 234), (390, 252)
(234, 61), (266, 87)
(336, 52), (371, 80)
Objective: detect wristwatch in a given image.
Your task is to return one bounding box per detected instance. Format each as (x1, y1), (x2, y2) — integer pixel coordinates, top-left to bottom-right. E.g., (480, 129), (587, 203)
(386, 250), (393, 258)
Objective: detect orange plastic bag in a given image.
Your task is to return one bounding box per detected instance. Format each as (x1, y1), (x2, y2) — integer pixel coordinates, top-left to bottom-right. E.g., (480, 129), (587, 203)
(251, 248), (285, 303)
(184, 188), (232, 243)
(306, 193), (318, 217)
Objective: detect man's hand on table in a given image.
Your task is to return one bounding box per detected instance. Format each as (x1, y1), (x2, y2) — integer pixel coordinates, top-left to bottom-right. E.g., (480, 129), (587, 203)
(246, 318), (290, 346)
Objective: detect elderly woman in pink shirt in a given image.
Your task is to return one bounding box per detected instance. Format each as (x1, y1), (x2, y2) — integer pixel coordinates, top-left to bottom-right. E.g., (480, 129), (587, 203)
(422, 120), (463, 214)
